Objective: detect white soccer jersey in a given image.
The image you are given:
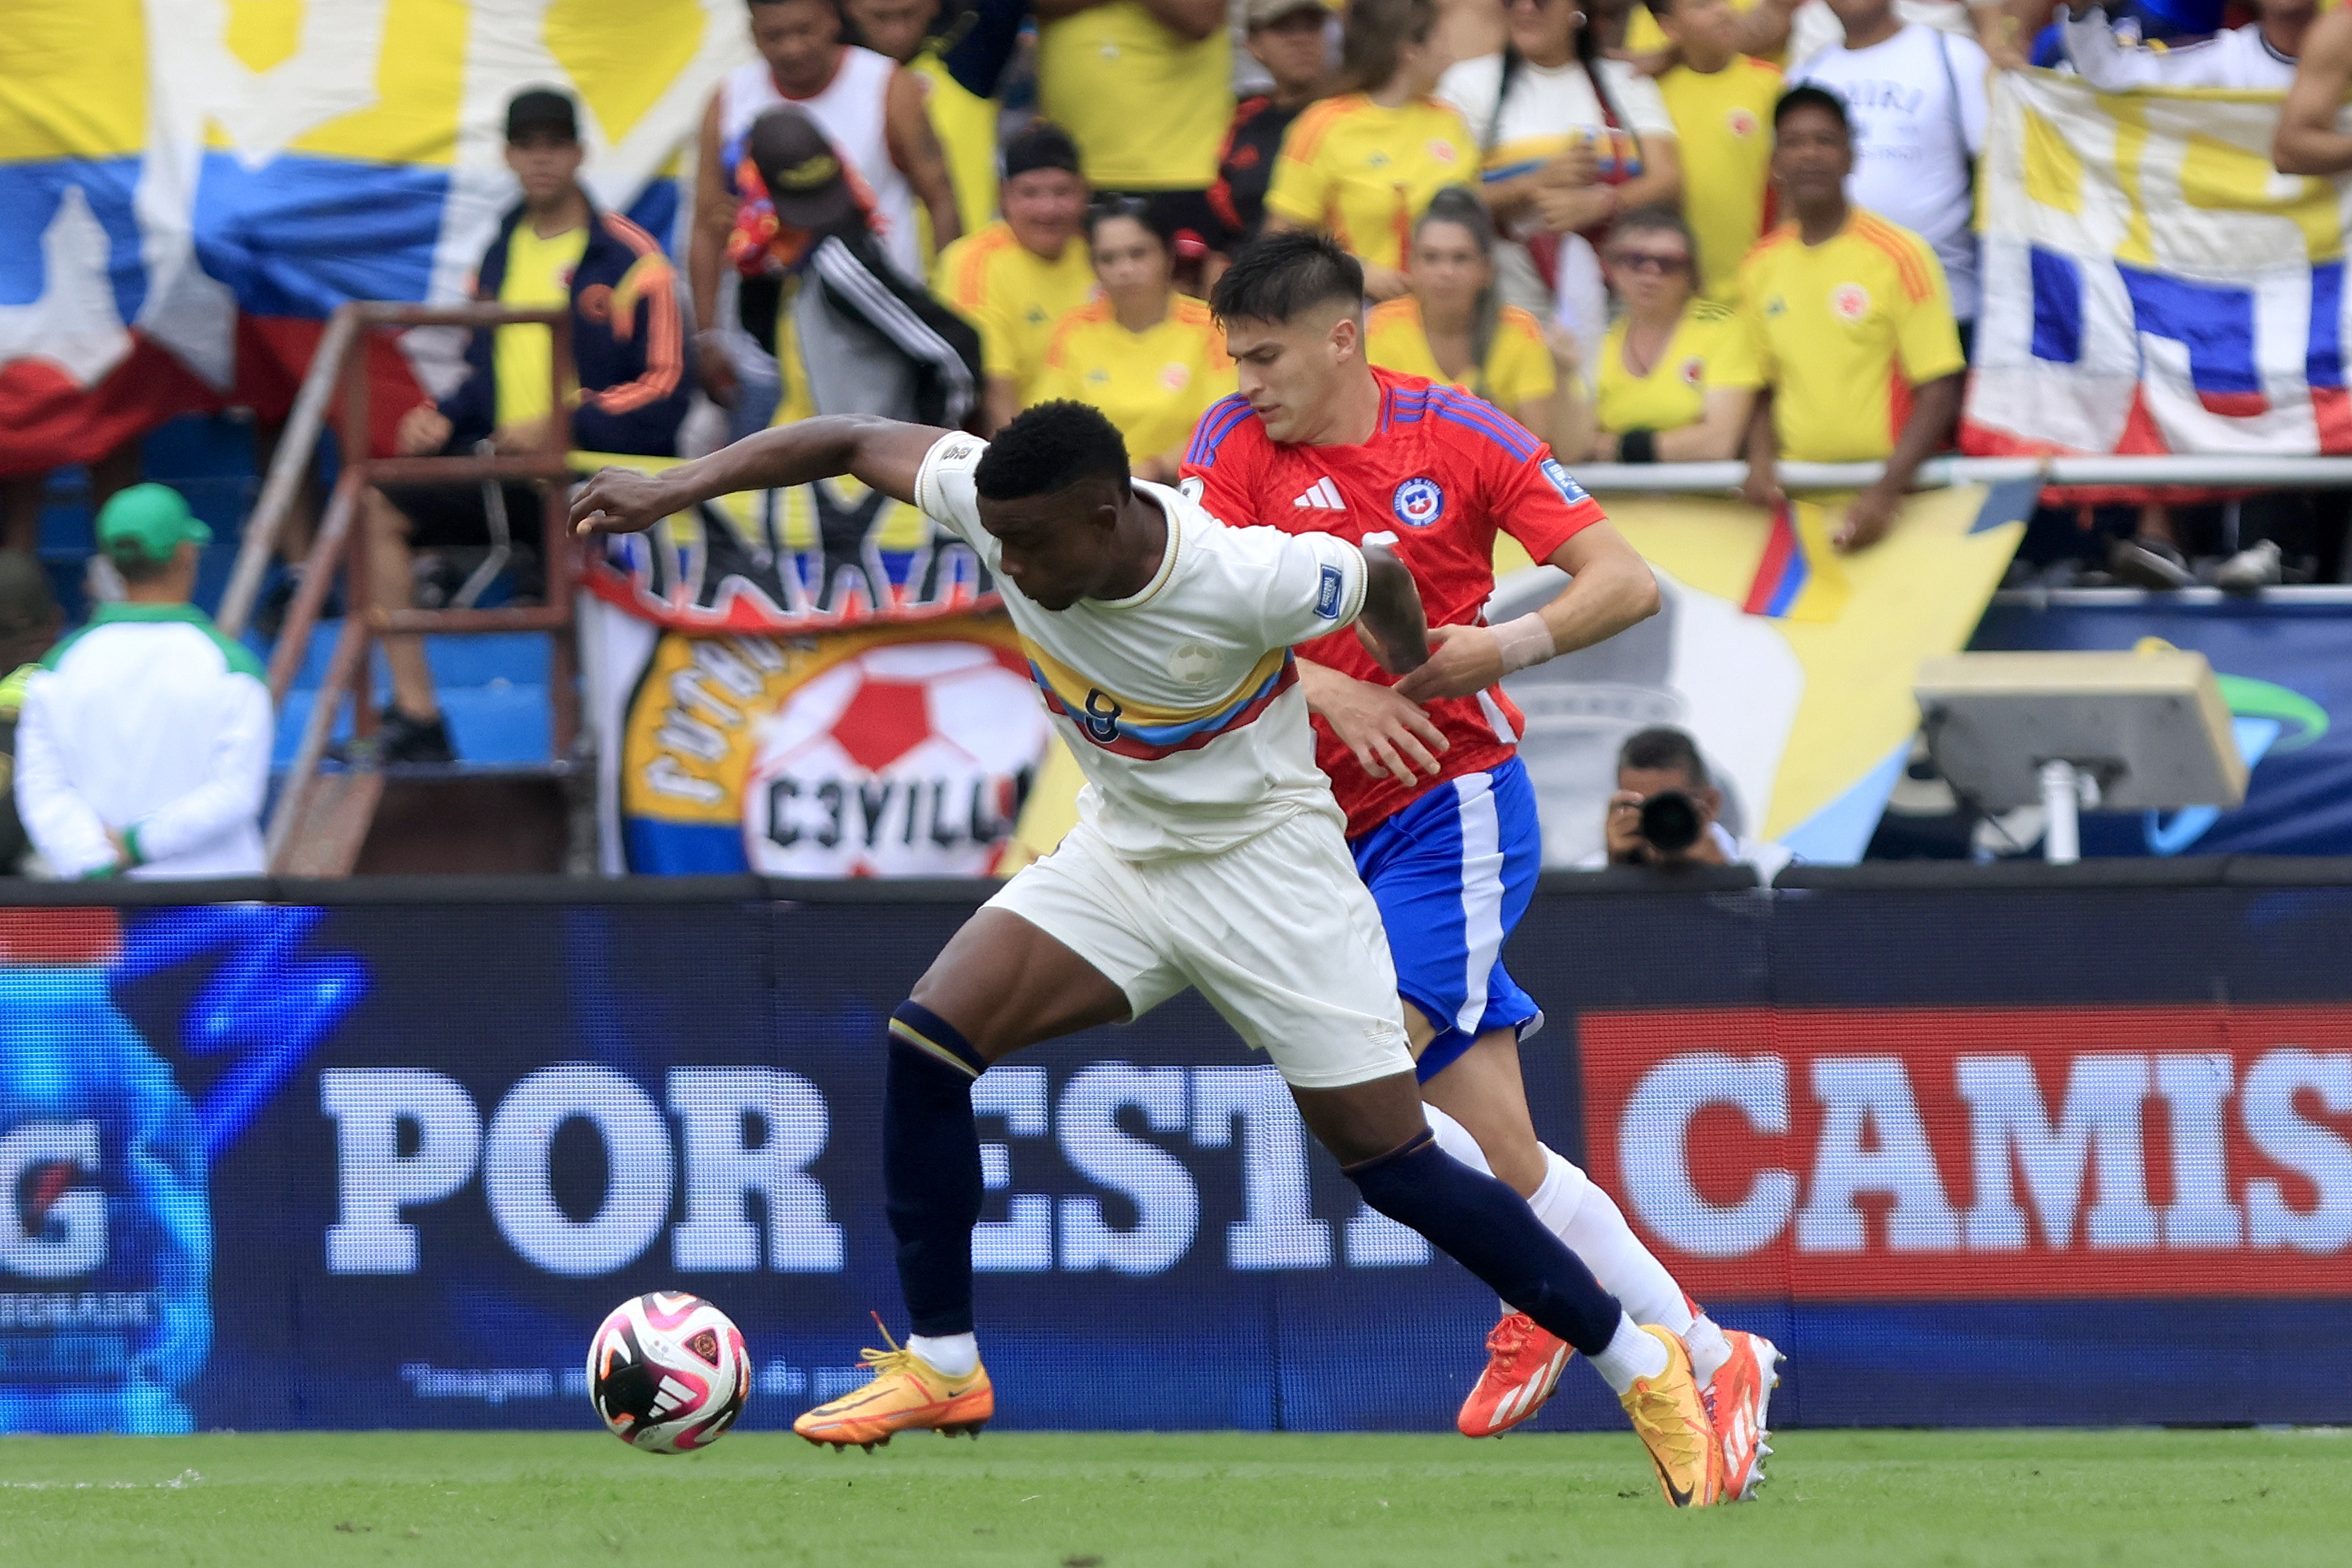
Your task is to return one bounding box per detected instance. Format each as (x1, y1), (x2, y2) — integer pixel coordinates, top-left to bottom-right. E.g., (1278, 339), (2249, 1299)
(915, 432), (1368, 860)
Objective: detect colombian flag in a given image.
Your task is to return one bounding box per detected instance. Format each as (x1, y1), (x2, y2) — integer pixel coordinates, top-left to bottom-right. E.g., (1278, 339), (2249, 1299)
(1739, 497), (1851, 624)
(0, 1), (734, 475)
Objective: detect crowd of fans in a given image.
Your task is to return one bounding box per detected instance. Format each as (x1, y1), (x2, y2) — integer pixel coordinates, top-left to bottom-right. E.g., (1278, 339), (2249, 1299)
(622, 0), (2352, 623)
(8, 0), (2352, 792)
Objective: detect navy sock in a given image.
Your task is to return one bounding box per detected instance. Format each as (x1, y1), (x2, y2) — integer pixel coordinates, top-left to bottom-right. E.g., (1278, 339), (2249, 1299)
(883, 1002), (989, 1337)
(1344, 1130), (1623, 1358)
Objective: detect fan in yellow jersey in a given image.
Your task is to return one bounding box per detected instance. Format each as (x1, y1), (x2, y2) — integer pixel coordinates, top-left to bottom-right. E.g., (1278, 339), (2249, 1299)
(1032, 200), (1236, 482)
(1623, 0), (1799, 67)
(1645, 0), (1783, 301)
(1364, 188), (1567, 447)
(934, 124), (1099, 433)
(1263, 0), (1475, 299)
(1036, 0), (1232, 197)
(1739, 87), (1964, 552)
(1567, 206), (1759, 464)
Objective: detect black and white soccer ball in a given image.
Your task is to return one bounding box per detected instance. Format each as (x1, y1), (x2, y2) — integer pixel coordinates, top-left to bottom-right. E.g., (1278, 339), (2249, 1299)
(588, 1292), (750, 1453)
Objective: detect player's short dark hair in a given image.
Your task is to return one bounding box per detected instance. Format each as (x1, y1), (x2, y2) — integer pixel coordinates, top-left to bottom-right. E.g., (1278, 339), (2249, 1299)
(1210, 231), (1364, 326)
(973, 401), (1132, 501)
(1619, 726), (1710, 788)
(1775, 84), (1850, 137)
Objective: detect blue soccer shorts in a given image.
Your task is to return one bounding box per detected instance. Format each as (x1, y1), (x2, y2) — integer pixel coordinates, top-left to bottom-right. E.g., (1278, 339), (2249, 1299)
(1348, 757), (1545, 1083)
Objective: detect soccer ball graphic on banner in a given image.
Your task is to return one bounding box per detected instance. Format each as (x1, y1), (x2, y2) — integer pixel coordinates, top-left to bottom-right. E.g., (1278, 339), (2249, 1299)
(587, 1294), (750, 1452)
(741, 640), (1049, 876)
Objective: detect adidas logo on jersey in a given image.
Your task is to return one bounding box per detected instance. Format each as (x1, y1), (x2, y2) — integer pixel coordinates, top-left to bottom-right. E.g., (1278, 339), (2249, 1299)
(1292, 478), (1345, 510)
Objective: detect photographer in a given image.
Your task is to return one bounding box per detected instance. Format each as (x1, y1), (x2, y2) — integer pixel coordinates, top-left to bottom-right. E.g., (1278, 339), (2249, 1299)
(1591, 726), (1792, 880)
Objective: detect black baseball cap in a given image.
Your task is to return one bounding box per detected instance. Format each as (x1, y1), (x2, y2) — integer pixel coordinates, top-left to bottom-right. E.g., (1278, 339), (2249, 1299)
(506, 89), (580, 145)
(747, 108), (858, 229)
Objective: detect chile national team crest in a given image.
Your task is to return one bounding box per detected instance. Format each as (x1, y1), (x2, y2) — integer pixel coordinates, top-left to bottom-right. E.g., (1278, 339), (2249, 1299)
(1392, 477), (1445, 528)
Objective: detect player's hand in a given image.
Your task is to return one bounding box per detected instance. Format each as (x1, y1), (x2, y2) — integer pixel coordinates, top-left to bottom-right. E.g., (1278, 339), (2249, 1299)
(1316, 674), (1450, 782)
(570, 467), (679, 537)
(1835, 484), (1902, 552)
(1392, 622), (1506, 704)
(395, 404), (451, 457)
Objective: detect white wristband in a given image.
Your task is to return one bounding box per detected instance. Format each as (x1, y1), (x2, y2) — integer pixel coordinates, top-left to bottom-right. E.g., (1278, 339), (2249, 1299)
(1491, 612), (1556, 674)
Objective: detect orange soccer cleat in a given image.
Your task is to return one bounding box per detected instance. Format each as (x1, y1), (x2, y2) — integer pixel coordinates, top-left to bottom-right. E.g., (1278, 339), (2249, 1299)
(1619, 1326), (1724, 1508)
(792, 1323), (993, 1451)
(1703, 1328), (1784, 1502)
(1457, 1311), (1574, 1438)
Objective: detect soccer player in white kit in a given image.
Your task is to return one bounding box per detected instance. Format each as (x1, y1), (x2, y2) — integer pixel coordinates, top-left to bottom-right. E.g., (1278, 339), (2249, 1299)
(571, 403), (1725, 1507)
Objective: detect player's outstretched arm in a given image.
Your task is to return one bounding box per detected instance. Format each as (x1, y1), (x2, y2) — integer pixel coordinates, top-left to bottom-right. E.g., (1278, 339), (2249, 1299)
(571, 416), (953, 537)
(1354, 542), (1432, 676)
(1532, 521), (1663, 656)
(1392, 521), (1659, 704)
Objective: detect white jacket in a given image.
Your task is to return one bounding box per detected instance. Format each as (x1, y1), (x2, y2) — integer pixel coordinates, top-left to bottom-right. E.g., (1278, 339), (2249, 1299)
(16, 603), (274, 879)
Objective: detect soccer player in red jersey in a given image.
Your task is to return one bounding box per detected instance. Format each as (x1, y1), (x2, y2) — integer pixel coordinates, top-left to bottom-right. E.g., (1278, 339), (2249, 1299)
(1184, 232), (1780, 1498)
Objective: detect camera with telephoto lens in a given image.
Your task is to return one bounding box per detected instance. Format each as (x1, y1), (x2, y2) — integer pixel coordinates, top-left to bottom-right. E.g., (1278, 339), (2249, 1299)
(1637, 789), (1703, 856)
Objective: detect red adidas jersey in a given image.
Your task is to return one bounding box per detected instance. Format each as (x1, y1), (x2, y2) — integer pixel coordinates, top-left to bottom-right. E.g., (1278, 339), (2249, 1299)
(1180, 367), (1604, 836)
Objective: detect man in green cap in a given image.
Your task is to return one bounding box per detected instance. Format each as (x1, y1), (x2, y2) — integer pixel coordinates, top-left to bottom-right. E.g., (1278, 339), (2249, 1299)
(15, 484), (274, 879)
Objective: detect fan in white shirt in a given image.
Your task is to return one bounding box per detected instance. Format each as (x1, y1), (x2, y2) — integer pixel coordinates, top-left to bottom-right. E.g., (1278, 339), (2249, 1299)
(2063, 0), (2310, 91)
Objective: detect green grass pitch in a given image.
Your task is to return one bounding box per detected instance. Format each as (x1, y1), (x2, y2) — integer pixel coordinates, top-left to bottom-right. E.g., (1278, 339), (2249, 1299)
(4, 1429), (2348, 1567)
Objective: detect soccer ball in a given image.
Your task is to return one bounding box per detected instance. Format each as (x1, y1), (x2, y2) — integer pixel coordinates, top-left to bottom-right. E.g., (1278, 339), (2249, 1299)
(587, 1293), (750, 1453)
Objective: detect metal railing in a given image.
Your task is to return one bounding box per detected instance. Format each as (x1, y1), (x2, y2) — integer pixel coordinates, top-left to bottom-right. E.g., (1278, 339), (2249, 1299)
(1567, 454), (2352, 495)
(230, 301), (584, 876)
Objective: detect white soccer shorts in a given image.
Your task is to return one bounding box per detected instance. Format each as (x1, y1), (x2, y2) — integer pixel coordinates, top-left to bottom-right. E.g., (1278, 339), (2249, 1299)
(985, 811), (1417, 1089)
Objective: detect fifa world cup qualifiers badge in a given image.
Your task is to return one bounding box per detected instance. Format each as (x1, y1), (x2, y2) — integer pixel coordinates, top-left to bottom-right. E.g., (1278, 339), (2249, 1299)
(1539, 460), (1589, 507)
(1392, 477), (1444, 529)
(1316, 565), (1344, 618)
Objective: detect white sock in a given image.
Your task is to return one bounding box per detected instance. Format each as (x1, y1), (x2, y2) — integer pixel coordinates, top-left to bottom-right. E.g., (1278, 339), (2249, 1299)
(1587, 1314), (1670, 1395)
(1420, 1103), (1492, 1175)
(1525, 1145), (1590, 1235)
(1559, 1175), (1697, 1339)
(1683, 1312), (1732, 1388)
(906, 1332), (977, 1378)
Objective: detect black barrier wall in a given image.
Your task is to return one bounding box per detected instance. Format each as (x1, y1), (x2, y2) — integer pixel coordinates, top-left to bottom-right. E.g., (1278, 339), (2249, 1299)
(2, 862), (2349, 1435)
